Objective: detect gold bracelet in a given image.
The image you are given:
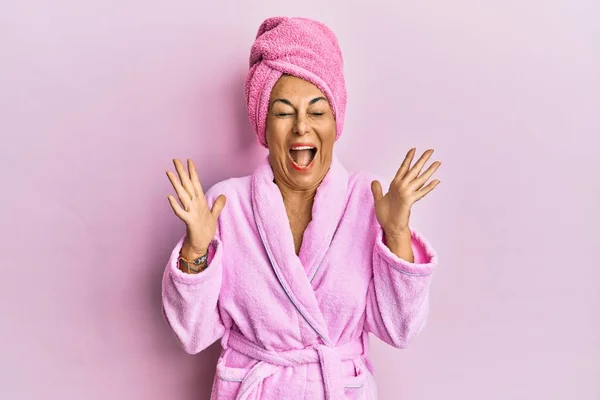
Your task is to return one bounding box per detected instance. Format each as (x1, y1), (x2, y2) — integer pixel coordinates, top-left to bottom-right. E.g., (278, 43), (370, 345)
(178, 252), (208, 273)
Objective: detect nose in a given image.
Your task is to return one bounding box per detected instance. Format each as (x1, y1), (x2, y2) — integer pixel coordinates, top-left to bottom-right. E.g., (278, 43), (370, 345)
(292, 114), (310, 136)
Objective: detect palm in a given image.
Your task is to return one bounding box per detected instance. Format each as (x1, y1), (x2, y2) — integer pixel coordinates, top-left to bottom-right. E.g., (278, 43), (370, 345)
(371, 148), (441, 235)
(374, 188), (412, 234)
(188, 200), (218, 246)
(166, 159), (226, 252)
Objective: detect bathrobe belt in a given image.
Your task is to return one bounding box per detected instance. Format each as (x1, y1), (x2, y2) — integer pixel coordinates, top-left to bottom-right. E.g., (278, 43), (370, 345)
(221, 330), (368, 400)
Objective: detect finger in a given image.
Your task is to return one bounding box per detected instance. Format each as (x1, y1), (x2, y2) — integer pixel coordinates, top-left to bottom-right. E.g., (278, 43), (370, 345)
(210, 194), (227, 218)
(371, 180), (384, 203)
(414, 180), (440, 202)
(167, 194), (186, 220)
(166, 170), (192, 209)
(173, 159), (195, 199)
(393, 148), (416, 182)
(410, 161), (441, 191)
(405, 149), (434, 182)
(188, 159), (204, 198)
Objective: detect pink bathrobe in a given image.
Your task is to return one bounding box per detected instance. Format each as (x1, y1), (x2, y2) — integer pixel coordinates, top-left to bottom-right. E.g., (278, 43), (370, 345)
(162, 156), (438, 400)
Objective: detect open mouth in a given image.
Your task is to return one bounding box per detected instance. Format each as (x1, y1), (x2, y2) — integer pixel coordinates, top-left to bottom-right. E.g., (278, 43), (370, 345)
(289, 145), (317, 170)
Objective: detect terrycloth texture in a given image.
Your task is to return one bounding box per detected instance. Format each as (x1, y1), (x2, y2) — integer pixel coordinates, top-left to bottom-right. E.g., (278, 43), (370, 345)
(162, 157), (438, 400)
(245, 16), (347, 148)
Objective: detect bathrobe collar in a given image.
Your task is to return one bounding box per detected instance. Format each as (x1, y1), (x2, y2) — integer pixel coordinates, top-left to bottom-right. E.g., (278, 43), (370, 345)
(251, 155), (349, 345)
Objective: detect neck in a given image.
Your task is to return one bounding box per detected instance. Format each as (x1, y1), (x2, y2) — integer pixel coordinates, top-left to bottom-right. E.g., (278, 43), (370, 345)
(275, 180), (317, 212)
(270, 156), (334, 212)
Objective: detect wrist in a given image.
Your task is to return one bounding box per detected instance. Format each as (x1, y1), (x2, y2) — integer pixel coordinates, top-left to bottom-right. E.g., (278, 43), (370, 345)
(382, 228), (414, 263)
(181, 248), (208, 260)
(178, 249), (209, 274)
(383, 227), (411, 240)
(182, 238), (209, 259)
(383, 228), (410, 252)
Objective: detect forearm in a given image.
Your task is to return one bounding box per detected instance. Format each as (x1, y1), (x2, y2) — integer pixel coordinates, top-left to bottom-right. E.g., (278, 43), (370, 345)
(162, 235), (225, 353)
(365, 227), (437, 347)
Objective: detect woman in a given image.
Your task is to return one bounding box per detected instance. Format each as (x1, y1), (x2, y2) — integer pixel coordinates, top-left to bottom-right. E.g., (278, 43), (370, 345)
(162, 16), (441, 400)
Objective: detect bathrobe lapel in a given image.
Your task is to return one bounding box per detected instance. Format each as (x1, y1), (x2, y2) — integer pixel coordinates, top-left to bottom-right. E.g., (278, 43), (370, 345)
(251, 156), (348, 345)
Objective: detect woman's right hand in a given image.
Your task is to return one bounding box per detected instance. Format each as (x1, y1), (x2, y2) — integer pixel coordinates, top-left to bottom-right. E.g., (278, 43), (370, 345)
(166, 159), (226, 255)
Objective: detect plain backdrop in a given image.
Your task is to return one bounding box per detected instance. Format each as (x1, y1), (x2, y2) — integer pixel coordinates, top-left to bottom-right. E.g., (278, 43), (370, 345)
(1, 1), (599, 399)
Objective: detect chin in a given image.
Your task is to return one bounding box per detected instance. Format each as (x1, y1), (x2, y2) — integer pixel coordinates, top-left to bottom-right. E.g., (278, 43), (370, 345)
(288, 156), (330, 186)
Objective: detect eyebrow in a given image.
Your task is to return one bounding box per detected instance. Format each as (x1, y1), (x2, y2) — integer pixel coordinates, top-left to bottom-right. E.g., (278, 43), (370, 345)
(272, 97), (327, 107)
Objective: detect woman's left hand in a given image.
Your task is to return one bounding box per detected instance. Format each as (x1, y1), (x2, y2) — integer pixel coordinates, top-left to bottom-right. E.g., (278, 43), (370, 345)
(371, 148), (441, 239)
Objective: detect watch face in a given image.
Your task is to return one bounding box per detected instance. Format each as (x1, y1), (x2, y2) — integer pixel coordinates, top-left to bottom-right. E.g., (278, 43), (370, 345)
(193, 255), (207, 265)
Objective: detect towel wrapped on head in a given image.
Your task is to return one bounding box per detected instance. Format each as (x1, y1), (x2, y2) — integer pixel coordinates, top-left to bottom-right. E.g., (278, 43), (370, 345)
(245, 16), (347, 148)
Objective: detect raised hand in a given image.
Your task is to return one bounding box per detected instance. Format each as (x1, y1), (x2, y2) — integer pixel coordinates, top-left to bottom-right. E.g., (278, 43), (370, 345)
(166, 159), (226, 255)
(371, 148), (441, 239)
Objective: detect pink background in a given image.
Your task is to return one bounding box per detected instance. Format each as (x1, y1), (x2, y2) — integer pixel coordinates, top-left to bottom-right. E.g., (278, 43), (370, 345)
(1, 1), (599, 399)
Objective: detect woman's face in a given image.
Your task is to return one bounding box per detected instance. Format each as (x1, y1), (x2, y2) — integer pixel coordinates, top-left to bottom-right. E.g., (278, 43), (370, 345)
(266, 75), (336, 190)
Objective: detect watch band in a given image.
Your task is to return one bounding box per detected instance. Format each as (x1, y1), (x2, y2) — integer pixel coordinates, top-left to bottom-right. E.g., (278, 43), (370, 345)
(180, 252), (208, 266)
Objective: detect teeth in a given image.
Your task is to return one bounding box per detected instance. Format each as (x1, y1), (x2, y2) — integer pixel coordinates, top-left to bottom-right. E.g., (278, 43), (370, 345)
(290, 146), (315, 151)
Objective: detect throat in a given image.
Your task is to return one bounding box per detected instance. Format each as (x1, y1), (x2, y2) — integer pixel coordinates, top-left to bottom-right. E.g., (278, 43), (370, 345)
(290, 149), (316, 167)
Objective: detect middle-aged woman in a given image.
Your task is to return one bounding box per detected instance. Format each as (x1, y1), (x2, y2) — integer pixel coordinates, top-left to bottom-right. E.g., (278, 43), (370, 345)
(162, 16), (441, 400)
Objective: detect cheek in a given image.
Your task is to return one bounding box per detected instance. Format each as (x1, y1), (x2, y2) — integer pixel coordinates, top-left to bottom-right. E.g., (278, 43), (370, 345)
(265, 132), (287, 158)
(265, 118), (284, 146)
(320, 117), (336, 143)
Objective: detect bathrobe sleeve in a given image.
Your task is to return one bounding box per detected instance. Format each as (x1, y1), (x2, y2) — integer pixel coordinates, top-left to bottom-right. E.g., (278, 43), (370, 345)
(161, 190), (226, 354)
(364, 226), (438, 348)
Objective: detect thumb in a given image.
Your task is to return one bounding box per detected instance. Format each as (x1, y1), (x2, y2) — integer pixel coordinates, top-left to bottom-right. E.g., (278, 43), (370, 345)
(371, 180), (384, 203)
(210, 194), (227, 218)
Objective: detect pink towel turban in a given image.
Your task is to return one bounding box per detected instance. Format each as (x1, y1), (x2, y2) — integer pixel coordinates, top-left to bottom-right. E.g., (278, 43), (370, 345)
(245, 17), (347, 148)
